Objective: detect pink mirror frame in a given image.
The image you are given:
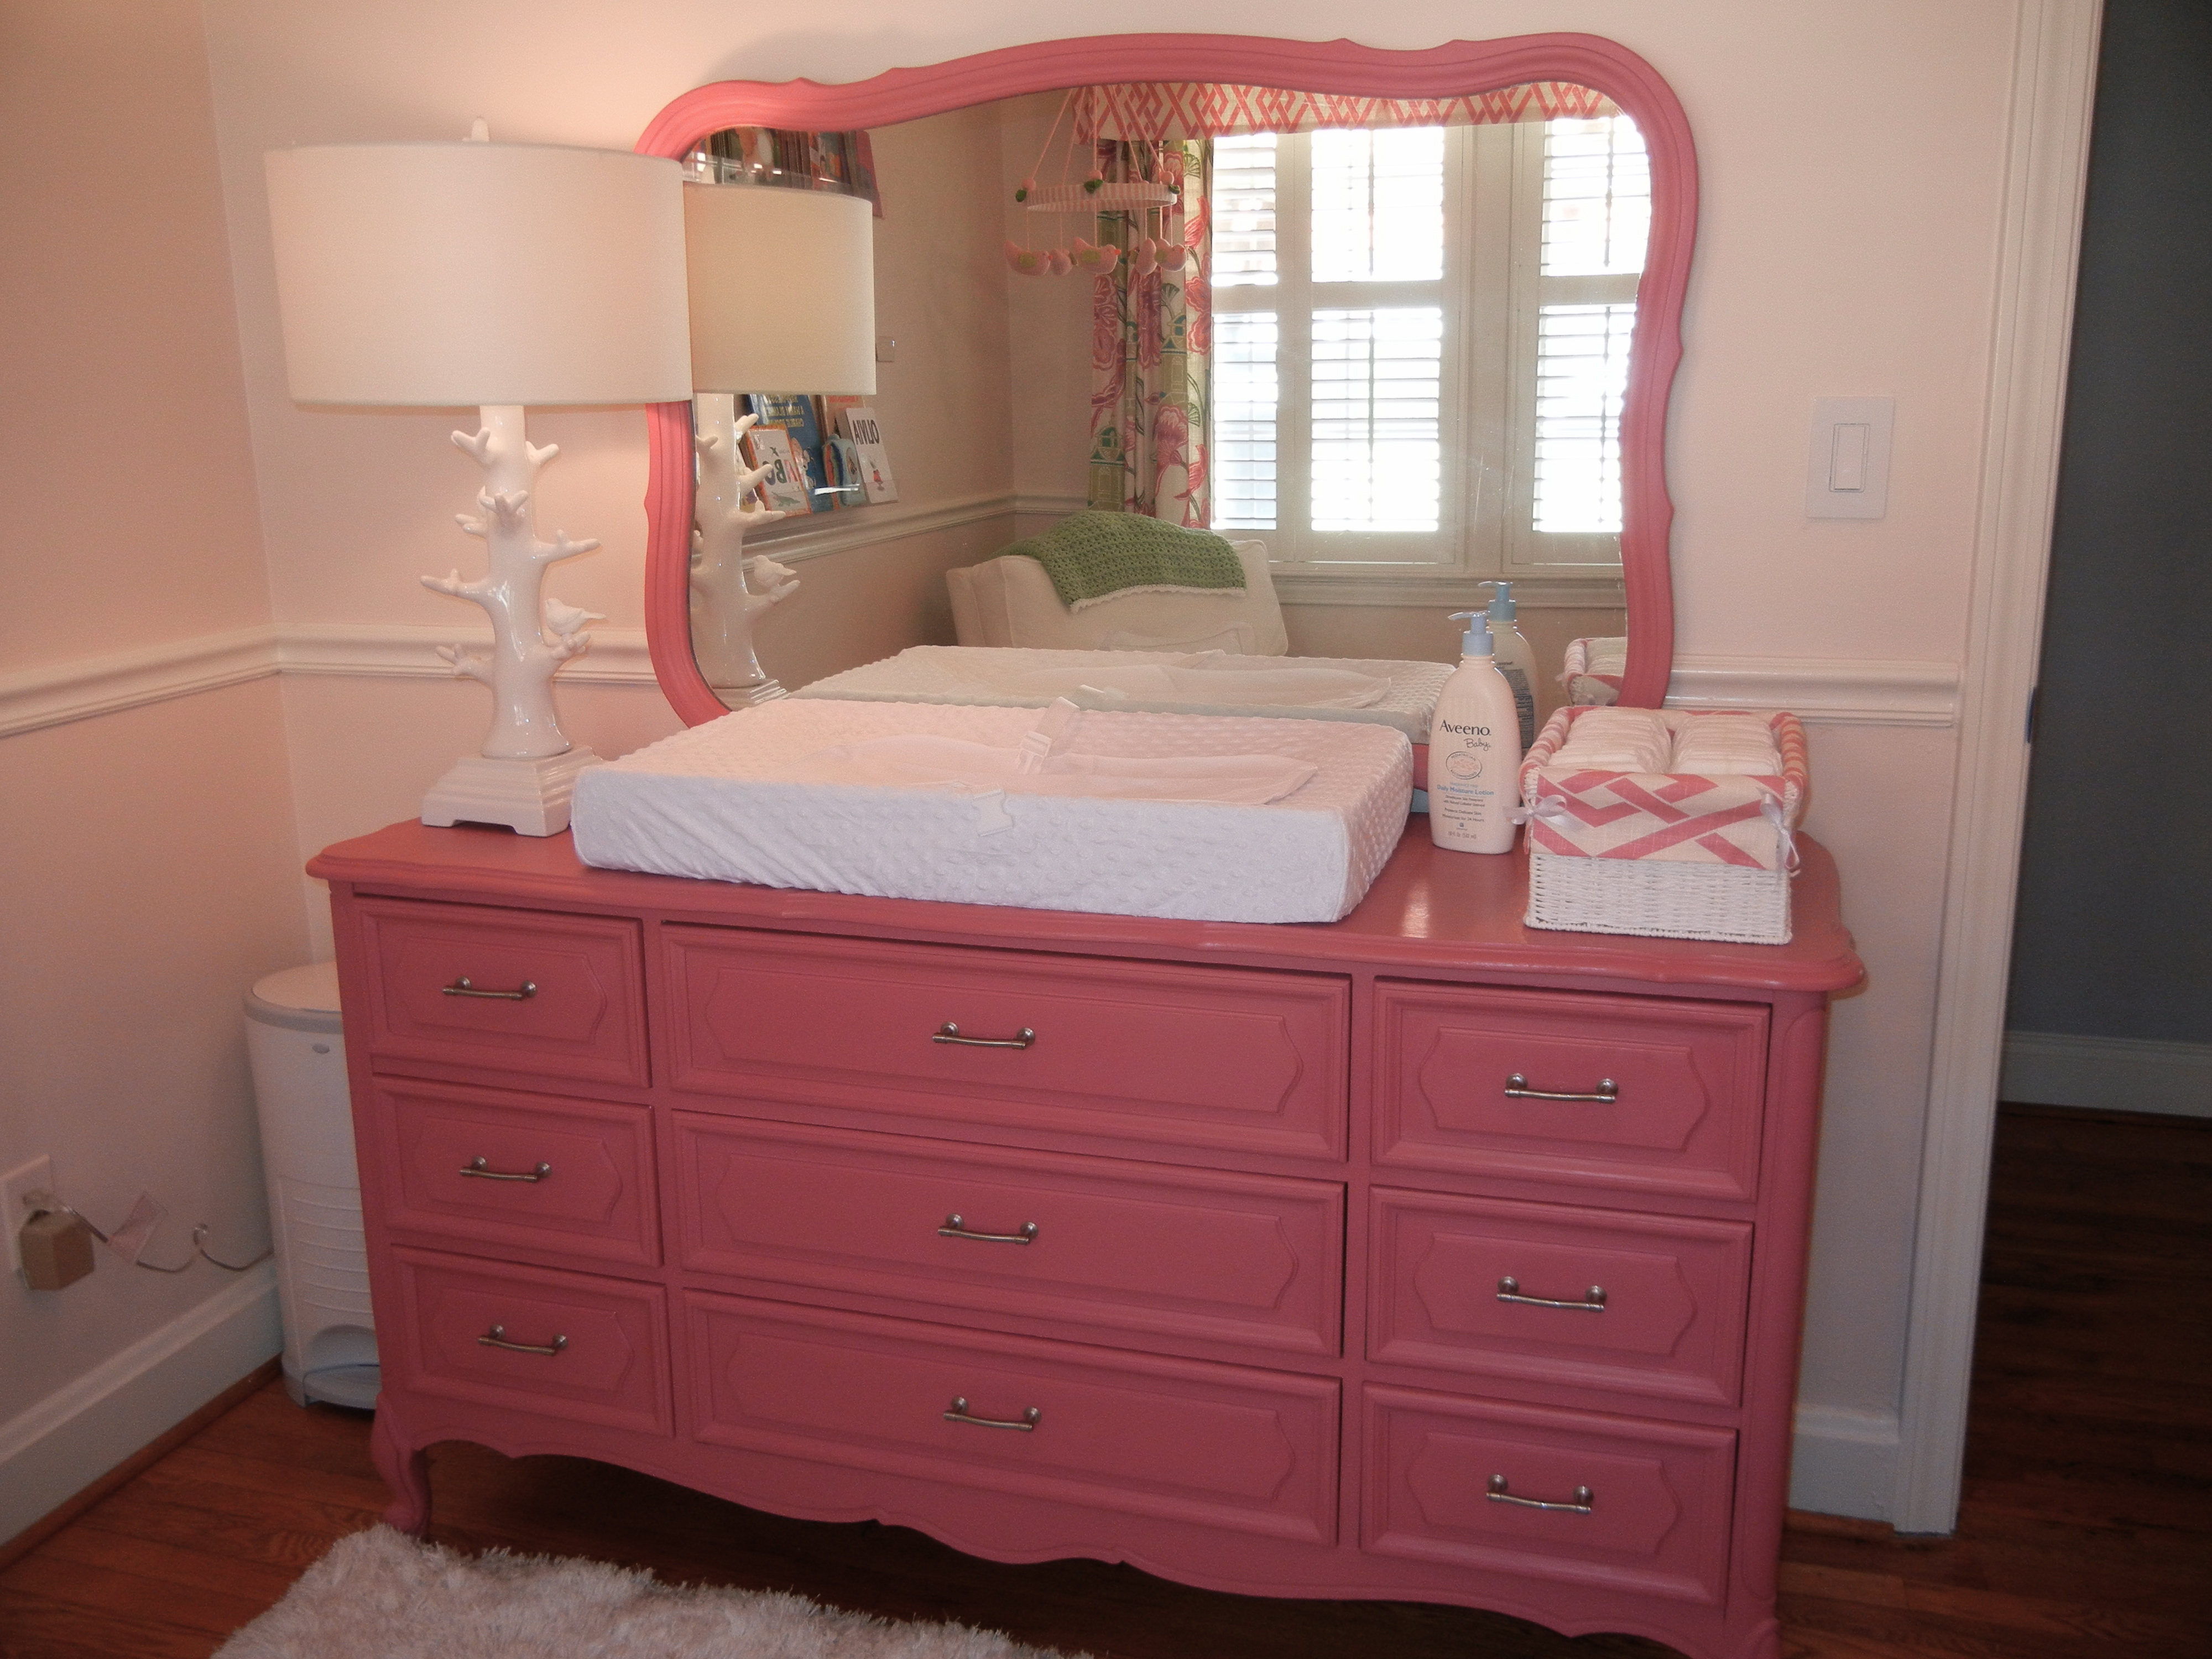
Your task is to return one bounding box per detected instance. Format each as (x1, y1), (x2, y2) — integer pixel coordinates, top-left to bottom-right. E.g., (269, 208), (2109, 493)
(636, 32), (1695, 724)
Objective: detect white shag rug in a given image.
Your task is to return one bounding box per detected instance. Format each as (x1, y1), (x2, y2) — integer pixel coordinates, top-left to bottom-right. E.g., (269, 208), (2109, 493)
(215, 1525), (1083, 1659)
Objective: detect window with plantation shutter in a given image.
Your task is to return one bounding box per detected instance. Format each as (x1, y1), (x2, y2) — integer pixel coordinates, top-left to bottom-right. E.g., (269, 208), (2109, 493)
(1208, 113), (1647, 589)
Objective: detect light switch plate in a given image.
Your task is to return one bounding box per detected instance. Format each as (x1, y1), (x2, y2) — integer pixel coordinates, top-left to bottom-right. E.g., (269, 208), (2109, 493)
(4, 1155), (56, 1276)
(1806, 396), (1895, 519)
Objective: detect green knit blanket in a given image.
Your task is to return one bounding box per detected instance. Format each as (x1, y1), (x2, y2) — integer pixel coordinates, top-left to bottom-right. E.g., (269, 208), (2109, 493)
(1003, 511), (1246, 610)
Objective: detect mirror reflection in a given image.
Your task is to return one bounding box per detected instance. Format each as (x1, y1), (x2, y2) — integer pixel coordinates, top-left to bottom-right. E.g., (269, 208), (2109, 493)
(685, 80), (1647, 727)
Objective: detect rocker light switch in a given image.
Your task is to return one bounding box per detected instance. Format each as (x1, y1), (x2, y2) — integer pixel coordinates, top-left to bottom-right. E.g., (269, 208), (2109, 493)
(1806, 397), (1893, 519)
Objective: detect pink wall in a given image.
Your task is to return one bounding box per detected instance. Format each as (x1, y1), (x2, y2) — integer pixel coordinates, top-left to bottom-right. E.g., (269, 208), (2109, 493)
(4, 0), (274, 670)
(0, 0), (306, 1536)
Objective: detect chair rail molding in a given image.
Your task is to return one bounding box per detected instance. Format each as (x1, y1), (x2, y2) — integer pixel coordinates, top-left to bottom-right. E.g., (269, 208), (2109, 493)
(5, 628), (1965, 742)
(1668, 658), (1959, 727)
(0, 626), (281, 739)
(1894, 0), (2103, 1537)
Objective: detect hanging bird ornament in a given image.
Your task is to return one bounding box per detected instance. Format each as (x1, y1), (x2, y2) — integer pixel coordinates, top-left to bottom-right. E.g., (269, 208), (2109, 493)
(1004, 89), (1176, 278)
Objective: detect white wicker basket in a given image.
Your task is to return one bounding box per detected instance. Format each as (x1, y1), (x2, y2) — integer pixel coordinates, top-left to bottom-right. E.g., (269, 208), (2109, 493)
(1518, 706), (1808, 946)
(1526, 849), (1792, 945)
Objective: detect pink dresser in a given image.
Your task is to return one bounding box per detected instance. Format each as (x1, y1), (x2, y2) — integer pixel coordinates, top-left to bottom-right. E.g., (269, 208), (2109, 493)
(310, 820), (1860, 1659)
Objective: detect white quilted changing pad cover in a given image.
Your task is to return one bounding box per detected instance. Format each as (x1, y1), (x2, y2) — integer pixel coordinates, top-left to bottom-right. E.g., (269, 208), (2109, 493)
(793, 645), (1452, 742)
(571, 700), (1413, 924)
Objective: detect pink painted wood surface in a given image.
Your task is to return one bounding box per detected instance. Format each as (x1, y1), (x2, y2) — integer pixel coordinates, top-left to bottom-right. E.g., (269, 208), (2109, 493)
(370, 1078), (659, 1269)
(1372, 982), (1770, 1199)
(632, 32), (1696, 724)
(670, 1114), (1343, 1357)
(1362, 1383), (1738, 1606)
(662, 926), (1349, 1159)
(1368, 1189), (1752, 1406)
(682, 1293), (1340, 1546)
(390, 1245), (672, 1437)
(356, 898), (647, 1089)
(310, 821), (1860, 999)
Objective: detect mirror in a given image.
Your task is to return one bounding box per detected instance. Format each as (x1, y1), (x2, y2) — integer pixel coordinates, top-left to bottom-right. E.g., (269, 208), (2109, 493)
(638, 35), (1693, 726)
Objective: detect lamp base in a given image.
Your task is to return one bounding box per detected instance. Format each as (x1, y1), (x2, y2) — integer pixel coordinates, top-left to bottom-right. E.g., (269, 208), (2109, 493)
(716, 679), (789, 708)
(421, 749), (602, 837)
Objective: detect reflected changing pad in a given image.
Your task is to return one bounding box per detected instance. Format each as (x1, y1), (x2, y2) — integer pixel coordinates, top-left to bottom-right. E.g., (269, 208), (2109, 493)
(571, 700), (1413, 924)
(793, 645), (1452, 740)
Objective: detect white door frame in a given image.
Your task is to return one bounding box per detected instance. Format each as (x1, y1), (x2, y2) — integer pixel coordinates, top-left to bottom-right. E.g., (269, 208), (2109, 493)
(1891, 0), (2103, 1534)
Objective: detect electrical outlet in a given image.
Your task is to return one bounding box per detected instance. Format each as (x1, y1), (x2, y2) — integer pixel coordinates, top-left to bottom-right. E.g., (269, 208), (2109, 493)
(4, 1155), (57, 1277)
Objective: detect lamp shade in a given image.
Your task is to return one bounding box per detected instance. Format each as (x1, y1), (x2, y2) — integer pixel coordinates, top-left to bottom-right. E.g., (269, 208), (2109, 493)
(264, 141), (692, 406)
(685, 183), (876, 395)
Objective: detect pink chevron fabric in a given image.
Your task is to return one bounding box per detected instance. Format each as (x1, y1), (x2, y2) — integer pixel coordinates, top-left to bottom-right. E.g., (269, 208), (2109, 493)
(1074, 81), (1621, 142)
(1517, 707), (1810, 870)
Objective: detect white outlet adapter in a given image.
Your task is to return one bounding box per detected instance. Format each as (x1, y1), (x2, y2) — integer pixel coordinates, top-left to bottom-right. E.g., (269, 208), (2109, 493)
(4, 1155), (58, 1276)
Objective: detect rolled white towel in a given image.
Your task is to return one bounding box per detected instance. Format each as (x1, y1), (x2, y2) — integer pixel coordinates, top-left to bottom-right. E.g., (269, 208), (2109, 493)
(1554, 707), (1673, 774)
(1672, 714), (1782, 777)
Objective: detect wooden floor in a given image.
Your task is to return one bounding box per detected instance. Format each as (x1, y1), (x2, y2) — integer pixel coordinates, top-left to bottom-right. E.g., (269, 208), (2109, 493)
(3, 1104), (2205, 1659)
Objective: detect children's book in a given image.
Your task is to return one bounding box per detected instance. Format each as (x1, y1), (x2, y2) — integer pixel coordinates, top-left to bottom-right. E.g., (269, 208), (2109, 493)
(737, 422), (813, 516)
(833, 404), (899, 504)
(746, 393), (832, 510)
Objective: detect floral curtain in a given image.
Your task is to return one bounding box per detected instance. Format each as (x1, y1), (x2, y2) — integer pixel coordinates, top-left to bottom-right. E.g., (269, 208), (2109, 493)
(1087, 139), (1212, 525)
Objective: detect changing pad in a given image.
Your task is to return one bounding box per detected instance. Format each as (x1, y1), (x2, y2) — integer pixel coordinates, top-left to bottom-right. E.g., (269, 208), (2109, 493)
(792, 645), (1453, 742)
(571, 700), (1413, 924)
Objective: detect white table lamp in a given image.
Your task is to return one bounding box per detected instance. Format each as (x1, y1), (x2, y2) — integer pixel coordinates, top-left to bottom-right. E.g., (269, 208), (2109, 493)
(265, 128), (691, 834)
(682, 181), (875, 706)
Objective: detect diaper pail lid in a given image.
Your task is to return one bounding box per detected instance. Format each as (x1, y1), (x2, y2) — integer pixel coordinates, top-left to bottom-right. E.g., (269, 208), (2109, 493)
(245, 961), (342, 1032)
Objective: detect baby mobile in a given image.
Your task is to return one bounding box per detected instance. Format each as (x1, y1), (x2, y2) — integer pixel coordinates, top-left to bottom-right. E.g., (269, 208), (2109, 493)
(1004, 89), (1182, 279)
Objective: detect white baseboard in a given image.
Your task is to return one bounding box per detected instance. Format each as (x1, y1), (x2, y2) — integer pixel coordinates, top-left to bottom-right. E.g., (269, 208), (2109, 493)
(1788, 1404), (1902, 1523)
(2001, 1030), (2212, 1119)
(0, 1264), (281, 1544)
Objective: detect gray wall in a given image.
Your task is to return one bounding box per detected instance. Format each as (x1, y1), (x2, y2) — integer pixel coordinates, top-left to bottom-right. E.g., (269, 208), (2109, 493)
(2007, 0), (2212, 1046)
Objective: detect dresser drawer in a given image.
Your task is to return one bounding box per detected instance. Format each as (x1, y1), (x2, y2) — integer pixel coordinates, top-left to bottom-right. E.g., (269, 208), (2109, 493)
(1368, 1190), (1751, 1405)
(355, 899), (648, 1089)
(685, 1294), (1338, 1543)
(388, 1247), (671, 1435)
(366, 1079), (658, 1268)
(665, 928), (1348, 1159)
(1362, 1384), (1736, 1605)
(672, 1115), (1342, 1357)
(1373, 983), (1767, 1200)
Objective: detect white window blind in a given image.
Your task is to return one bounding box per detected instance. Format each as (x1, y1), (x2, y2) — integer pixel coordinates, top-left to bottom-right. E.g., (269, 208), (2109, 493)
(1213, 312), (1279, 529)
(1213, 133), (1279, 286)
(1207, 112), (1646, 577)
(1311, 307), (1442, 531)
(1527, 116), (1648, 539)
(1311, 129), (1444, 283)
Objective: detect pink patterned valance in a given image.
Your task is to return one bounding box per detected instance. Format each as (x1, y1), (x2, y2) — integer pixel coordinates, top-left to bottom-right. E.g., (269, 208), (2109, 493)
(1075, 81), (1621, 141)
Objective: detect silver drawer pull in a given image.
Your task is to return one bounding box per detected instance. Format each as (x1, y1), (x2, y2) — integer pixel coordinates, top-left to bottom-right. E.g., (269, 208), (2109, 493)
(460, 1156), (552, 1183)
(938, 1214), (1039, 1245)
(933, 1022), (1036, 1050)
(478, 1324), (567, 1358)
(945, 1396), (1041, 1432)
(444, 976), (538, 1001)
(1488, 1474), (1594, 1514)
(1505, 1072), (1618, 1102)
(1497, 1276), (1606, 1312)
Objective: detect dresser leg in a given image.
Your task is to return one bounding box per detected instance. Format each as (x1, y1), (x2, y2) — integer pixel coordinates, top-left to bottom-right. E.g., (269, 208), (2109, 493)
(371, 1406), (431, 1536)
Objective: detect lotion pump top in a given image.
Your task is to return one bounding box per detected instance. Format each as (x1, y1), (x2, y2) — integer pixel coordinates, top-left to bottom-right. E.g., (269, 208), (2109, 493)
(1483, 581), (1517, 622)
(1448, 610), (1495, 658)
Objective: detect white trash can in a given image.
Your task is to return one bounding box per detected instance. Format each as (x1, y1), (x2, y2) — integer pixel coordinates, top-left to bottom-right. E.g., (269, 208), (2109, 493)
(244, 962), (379, 1408)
